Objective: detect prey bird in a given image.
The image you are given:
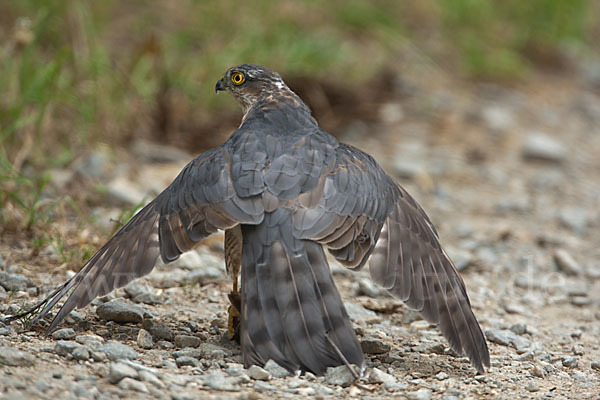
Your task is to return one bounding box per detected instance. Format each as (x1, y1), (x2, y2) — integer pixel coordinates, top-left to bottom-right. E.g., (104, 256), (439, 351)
(13, 64), (490, 375)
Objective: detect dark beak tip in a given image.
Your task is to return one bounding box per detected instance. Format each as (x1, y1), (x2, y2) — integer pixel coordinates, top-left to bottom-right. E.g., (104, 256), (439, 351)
(215, 80), (226, 93)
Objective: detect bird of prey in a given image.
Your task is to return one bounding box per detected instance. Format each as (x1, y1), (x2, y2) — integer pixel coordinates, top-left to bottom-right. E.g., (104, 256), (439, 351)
(18, 64), (490, 375)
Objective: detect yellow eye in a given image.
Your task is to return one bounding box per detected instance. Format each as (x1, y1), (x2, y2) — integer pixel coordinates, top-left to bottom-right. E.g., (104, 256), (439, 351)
(231, 72), (245, 85)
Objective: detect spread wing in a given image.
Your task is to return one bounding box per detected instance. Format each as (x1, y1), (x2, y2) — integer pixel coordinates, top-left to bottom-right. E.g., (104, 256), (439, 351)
(293, 143), (490, 373)
(29, 145), (264, 331)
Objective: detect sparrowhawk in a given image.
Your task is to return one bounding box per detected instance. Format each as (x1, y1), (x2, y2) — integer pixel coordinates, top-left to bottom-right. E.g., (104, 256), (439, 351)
(18, 64), (490, 375)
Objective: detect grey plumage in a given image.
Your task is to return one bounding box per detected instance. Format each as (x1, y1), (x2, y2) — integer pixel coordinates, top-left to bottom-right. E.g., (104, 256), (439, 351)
(19, 64), (489, 374)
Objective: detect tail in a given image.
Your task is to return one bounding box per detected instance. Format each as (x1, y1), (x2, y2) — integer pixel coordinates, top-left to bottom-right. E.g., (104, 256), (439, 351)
(240, 209), (364, 375)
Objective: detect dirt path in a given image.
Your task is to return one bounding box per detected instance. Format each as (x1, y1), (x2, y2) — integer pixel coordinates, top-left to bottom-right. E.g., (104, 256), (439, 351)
(1, 71), (599, 399)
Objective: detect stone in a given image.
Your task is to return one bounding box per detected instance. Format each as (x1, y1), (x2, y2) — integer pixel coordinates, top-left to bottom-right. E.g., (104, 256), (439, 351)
(71, 346), (90, 361)
(553, 249), (582, 276)
(0, 272), (33, 291)
(416, 342), (446, 355)
(509, 323), (527, 335)
(570, 296), (592, 307)
(54, 340), (83, 357)
(0, 346), (34, 366)
(138, 370), (164, 388)
(51, 328), (76, 340)
(97, 342), (138, 361)
(481, 105), (514, 131)
(344, 302), (378, 323)
(485, 329), (530, 351)
(96, 300), (145, 324)
(106, 177), (146, 205)
(196, 343), (231, 359)
(119, 377), (148, 393)
(137, 329), (154, 349)
(247, 365), (271, 381)
(357, 279), (383, 297)
(254, 380), (278, 392)
(522, 132), (565, 163)
(142, 320), (173, 341)
(264, 359), (292, 378)
(174, 335), (201, 348)
(558, 207), (589, 235)
(361, 337), (391, 354)
(526, 382), (539, 392)
(367, 368), (397, 385)
(132, 139), (191, 163)
(407, 388), (432, 400)
(591, 361), (600, 371)
(109, 362), (139, 384)
(324, 365), (355, 387)
(562, 357), (578, 368)
(572, 344), (585, 356)
(201, 371), (239, 391)
(75, 334), (104, 351)
(435, 372), (449, 380)
(0, 327), (13, 336)
(175, 356), (198, 367)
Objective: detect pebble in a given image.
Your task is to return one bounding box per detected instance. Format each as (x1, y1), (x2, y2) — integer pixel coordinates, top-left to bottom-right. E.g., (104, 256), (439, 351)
(254, 380), (278, 392)
(263, 359), (292, 378)
(572, 344), (585, 356)
(106, 176), (146, 205)
(526, 382), (540, 392)
(562, 357), (579, 368)
(175, 356), (198, 367)
(357, 279), (383, 297)
(344, 302), (378, 323)
(416, 342), (446, 355)
(522, 132), (565, 163)
(553, 249), (582, 276)
(570, 296), (592, 307)
(142, 320), (174, 341)
(97, 342), (138, 361)
(174, 334), (201, 348)
(75, 334), (105, 349)
(119, 377), (148, 393)
(71, 346), (90, 361)
(485, 328), (530, 351)
(0, 346), (34, 366)
(96, 300), (145, 324)
(481, 105), (514, 131)
(367, 368), (397, 385)
(324, 365), (355, 387)
(137, 329), (154, 349)
(0, 272), (33, 291)
(138, 370), (164, 388)
(435, 372), (449, 380)
(247, 365), (271, 381)
(0, 327), (13, 336)
(591, 361), (600, 371)
(51, 328), (76, 340)
(531, 365), (546, 378)
(54, 340), (83, 357)
(201, 370), (239, 391)
(109, 362), (139, 383)
(558, 207), (589, 234)
(407, 388), (432, 400)
(361, 336), (391, 354)
(132, 139), (191, 162)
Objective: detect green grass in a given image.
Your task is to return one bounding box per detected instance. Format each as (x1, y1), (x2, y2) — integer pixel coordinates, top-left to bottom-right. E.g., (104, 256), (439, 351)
(0, 0), (597, 239)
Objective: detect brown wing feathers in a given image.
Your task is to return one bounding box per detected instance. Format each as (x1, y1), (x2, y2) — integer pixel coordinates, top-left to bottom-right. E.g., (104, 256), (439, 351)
(369, 188), (490, 373)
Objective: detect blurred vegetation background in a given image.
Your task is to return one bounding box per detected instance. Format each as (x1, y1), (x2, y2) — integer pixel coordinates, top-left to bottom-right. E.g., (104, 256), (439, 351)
(1, 0), (599, 237)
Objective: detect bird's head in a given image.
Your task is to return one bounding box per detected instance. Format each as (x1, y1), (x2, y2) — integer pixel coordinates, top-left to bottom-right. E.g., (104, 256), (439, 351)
(215, 64), (288, 113)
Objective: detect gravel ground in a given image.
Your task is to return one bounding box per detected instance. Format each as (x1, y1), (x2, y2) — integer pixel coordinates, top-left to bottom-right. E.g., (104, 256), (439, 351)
(1, 70), (600, 399)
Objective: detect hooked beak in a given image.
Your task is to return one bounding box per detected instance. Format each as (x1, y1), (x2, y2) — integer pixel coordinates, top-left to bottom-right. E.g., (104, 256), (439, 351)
(215, 77), (226, 93)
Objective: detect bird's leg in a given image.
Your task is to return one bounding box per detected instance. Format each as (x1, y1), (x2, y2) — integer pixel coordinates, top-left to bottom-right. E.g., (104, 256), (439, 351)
(224, 226), (242, 342)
